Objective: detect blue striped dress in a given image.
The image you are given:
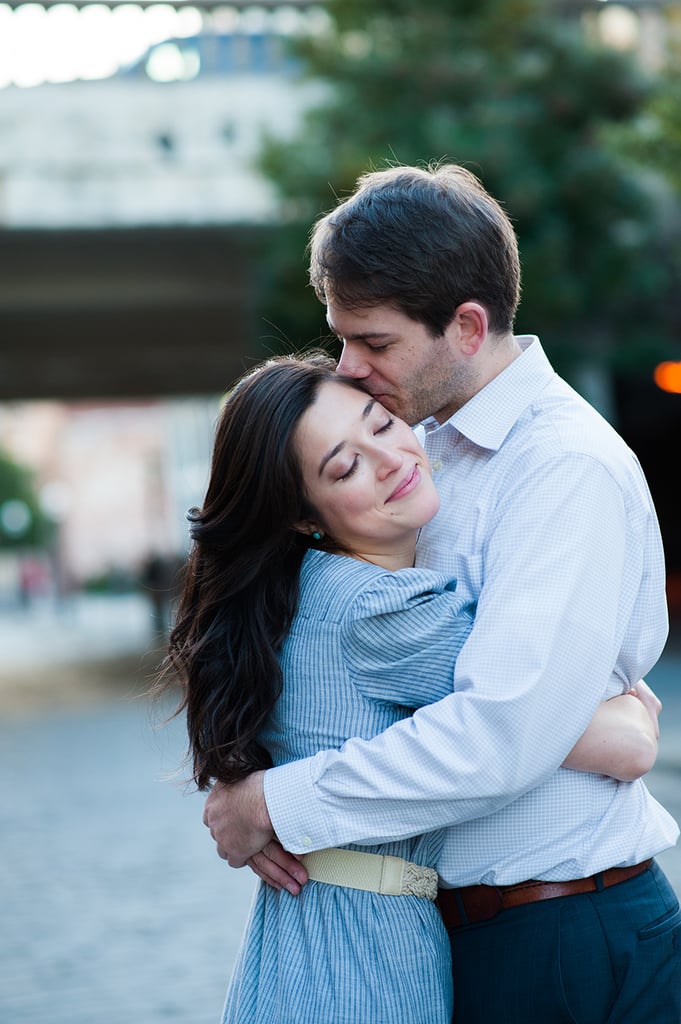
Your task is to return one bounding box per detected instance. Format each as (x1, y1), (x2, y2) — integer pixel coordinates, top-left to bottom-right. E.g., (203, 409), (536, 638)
(222, 549), (474, 1024)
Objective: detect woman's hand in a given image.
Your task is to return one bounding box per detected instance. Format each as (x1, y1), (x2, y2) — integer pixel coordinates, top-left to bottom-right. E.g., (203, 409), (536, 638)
(562, 679), (660, 781)
(626, 678), (661, 740)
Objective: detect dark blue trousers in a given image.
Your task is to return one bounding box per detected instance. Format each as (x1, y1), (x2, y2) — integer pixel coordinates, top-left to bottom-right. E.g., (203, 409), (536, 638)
(448, 861), (681, 1023)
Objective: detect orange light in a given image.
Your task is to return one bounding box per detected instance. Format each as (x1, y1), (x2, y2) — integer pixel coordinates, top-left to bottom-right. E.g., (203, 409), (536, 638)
(654, 361), (681, 394)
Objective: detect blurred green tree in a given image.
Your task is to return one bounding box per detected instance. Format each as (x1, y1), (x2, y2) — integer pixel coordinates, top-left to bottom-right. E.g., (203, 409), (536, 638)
(256, 0), (679, 384)
(0, 449), (49, 550)
(609, 64), (681, 197)
(603, 60), (681, 381)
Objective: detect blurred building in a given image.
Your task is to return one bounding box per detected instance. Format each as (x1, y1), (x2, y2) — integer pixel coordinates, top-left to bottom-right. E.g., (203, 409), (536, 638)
(0, 40), (322, 230)
(0, 396), (218, 595)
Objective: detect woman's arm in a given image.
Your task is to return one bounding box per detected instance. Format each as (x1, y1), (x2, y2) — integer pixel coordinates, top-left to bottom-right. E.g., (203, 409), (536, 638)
(562, 680), (661, 781)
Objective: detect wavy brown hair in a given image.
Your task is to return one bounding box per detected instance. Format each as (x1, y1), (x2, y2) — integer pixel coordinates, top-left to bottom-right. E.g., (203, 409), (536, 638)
(309, 162), (521, 337)
(159, 354), (364, 789)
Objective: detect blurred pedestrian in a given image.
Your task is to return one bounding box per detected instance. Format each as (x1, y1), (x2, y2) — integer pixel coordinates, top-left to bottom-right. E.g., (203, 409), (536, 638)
(141, 553), (178, 637)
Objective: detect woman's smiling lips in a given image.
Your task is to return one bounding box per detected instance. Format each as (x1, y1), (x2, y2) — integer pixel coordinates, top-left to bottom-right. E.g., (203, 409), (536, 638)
(386, 465), (421, 503)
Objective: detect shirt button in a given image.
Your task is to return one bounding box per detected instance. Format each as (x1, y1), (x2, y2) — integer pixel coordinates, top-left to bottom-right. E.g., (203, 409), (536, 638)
(301, 835), (313, 848)
(432, 460), (443, 472)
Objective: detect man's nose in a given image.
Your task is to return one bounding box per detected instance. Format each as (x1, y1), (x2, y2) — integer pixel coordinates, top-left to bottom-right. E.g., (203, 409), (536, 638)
(337, 343), (370, 379)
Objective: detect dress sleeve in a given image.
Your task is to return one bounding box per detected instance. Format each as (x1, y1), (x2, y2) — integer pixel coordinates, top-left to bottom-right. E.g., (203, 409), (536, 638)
(342, 572), (474, 708)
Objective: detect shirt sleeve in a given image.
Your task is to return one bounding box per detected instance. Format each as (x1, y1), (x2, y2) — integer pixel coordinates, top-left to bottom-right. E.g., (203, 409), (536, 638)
(264, 454), (658, 853)
(341, 573), (474, 708)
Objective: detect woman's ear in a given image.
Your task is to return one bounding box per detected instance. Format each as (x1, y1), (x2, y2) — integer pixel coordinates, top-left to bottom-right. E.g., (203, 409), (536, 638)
(292, 520), (322, 540)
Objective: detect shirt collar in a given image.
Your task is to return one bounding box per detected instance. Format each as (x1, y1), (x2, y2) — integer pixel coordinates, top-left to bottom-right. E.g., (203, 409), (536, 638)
(421, 335), (554, 451)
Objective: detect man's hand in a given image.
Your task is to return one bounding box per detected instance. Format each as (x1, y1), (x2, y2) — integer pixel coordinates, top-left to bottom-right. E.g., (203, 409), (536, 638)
(203, 772), (274, 868)
(248, 840), (309, 896)
(203, 774), (310, 895)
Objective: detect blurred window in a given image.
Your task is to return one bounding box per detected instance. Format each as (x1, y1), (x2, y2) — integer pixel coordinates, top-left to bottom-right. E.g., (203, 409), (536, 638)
(123, 32), (298, 82)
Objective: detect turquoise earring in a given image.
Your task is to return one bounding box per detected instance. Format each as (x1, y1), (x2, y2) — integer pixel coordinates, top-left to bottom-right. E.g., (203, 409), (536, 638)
(312, 531), (322, 541)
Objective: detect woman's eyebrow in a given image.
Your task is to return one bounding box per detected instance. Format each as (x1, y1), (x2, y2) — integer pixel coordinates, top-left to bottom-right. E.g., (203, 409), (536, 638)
(318, 441), (345, 476)
(318, 399), (376, 476)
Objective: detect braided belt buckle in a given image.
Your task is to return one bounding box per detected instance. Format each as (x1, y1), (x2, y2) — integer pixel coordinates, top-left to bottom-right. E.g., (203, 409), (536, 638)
(399, 860), (439, 900)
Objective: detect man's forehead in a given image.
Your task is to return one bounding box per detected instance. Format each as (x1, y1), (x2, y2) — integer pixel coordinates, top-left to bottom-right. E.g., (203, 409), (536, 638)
(326, 303), (398, 339)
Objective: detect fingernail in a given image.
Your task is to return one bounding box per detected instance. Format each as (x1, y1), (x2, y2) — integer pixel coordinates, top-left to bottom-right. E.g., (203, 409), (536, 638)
(285, 882), (301, 896)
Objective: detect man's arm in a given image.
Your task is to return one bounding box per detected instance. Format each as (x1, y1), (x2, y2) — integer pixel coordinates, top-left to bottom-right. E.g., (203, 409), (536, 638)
(206, 458), (665, 867)
(264, 457), (664, 854)
(203, 680), (662, 887)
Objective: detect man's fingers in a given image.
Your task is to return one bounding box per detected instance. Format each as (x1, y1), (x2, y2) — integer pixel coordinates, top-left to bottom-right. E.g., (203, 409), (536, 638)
(215, 844), (248, 869)
(247, 853), (289, 892)
(262, 840), (308, 879)
(247, 844), (308, 895)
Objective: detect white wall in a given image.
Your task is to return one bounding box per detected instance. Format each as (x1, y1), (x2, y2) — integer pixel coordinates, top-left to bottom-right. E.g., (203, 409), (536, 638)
(0, 72), (322, 228)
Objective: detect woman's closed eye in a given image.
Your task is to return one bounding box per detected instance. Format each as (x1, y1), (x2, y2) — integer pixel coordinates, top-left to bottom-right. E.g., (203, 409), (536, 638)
(337, 457), (359, 482)
(335, 419), (394, 479)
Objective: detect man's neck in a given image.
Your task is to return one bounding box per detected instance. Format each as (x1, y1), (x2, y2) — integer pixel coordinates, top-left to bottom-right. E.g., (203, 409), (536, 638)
(428, 332), (524, 425)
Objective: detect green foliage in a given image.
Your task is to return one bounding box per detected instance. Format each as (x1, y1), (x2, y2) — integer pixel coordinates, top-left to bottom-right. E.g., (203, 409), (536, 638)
(607, 64), (681, 196)
(256, 0), (680, 374)
(0, 449), (49, 550)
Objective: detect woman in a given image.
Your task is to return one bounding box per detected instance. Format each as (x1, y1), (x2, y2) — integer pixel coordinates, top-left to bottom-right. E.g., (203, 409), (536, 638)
(162, 355), (658, 1024)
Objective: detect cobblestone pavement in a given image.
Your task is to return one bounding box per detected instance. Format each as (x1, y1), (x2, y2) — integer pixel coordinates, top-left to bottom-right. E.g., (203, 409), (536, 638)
(0, 600), (679, 1024)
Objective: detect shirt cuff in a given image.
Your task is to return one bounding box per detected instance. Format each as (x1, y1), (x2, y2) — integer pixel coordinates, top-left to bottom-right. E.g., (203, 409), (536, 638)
(264, 758), (334, 855)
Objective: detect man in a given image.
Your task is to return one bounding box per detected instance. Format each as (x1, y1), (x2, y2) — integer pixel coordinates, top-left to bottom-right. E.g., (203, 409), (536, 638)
(205, 163), (681, 1021)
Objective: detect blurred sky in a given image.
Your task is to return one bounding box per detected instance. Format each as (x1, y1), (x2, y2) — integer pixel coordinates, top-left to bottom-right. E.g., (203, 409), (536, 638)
(0, 3), (205, 87)
(0, 1), (318, 88)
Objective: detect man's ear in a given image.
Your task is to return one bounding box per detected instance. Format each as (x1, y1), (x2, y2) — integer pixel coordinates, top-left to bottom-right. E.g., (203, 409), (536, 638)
(451, 301), (489, 355)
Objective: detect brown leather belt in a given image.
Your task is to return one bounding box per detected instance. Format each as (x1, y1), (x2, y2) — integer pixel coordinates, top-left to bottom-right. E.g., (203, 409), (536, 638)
(437, 858), (653, 929)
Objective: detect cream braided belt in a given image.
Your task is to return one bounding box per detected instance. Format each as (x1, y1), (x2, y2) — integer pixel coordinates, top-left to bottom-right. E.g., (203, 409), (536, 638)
(301, 847), (439, 901)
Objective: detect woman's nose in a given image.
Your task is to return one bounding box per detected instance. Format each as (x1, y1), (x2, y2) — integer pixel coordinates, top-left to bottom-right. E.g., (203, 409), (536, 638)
(375, 445), (403, 479)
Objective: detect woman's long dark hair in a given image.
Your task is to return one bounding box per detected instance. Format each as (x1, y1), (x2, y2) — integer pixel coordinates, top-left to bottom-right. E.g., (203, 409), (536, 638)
(161, 353), (356, 790)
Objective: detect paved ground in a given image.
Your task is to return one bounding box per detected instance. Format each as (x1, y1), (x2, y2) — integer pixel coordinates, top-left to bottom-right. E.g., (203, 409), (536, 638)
(0, 681), (258, 1024)
(0, 597), (679, 1023)
(0, 597), (258, 1024)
